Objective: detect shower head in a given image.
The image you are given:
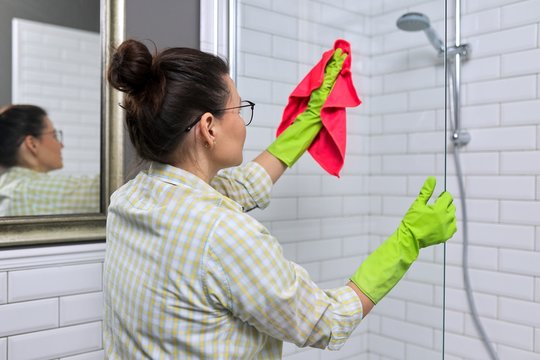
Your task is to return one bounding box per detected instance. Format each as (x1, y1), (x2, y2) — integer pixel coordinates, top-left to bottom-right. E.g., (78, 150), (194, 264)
(396, 12), (430, 31)
(396, 12), (444, 54)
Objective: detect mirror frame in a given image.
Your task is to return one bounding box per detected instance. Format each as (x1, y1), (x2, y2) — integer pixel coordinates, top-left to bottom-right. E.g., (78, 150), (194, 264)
(0, 0), (126, 247)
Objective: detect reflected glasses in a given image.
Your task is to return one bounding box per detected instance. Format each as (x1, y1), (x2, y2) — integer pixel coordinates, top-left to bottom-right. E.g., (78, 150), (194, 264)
(41, 129), (63, 144)
(184, 100), (255, 132)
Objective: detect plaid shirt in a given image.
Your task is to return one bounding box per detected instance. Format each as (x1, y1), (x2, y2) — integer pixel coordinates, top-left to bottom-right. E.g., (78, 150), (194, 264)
(103, 161), (363, 359)
(0, 166), (99, 216)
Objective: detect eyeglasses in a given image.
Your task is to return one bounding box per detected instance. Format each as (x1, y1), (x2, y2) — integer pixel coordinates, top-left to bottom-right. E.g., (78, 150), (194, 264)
(41, 129), (63, 144)
(184, 100), (255, 132)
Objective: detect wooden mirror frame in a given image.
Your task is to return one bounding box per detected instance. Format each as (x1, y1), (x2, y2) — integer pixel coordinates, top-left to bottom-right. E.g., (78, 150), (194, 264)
(0, 0), (126, 247)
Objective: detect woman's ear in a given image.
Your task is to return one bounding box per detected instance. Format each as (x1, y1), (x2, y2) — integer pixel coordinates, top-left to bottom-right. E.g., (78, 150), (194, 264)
(197, 112), (217, 148)
(22, 135), (39, 156)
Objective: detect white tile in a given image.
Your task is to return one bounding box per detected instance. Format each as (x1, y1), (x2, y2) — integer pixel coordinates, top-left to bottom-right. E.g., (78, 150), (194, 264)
(244, 126), (272, 151)
(465, 316), (533, 350)
(381, 317), (433, 348)
(502, 48), (540, 77)
(0, 298), (58, 337)
(0, 338), (5, 360)
(60, 350), (104, 360)
(408, 131), (447, 153)
(409, 87), (445, 111)
(375, 297), (406, 319)
(60, 292), (103, 326)
(299, 196), (342, 218)
(467, 176), (535, 200)
(502, 100), (540, 126)
(272, 175), (322, 197)
(470, 268), (534, 300)
(243, 5), (298, 38)
(0, 274), (6, 305)
(319, 255), (362, 281)
(444, 331), (490, 359)
(501, 247), (540, 276)
(383, 110), (437, 134)
(368, 333), (405, 359)
(250, 198), (297, 222)
(8, 263), (102, 302)
(435, 286), (498, 318)
(390, 280), (434, 305)
(342, 235), (370, 256)
(461, 8), (501, 37)
(382, 154), (436, 175)
(536, 327), (540, 352)
(467, 25), (537, 58)
(321, 216), (365, 238)
(244, 54), (297, 83)
(501, 200), (540, 226)
(461, 104), (500, 129)
(501, 0), (540, 28)
(343, 196), (371, 216)
(536, 276), (540, 302)
(270, 219), (321, 244)
(370, 134), (407, 154)
(8, 322), (102, 360)
(406, 344), (441, 360)
(500, 297), (540, 327)
(468, 126), (536, 152)
(296, 239), (342, 263)
(384, 67), (437, 93)
(467, 76), (536, 105)
(370, 93), (408, 115)
(469, 222), (534, 249)
(322, 176), (367, 196)
(498, 345), (540, 360)
(462, 56), (500, 83)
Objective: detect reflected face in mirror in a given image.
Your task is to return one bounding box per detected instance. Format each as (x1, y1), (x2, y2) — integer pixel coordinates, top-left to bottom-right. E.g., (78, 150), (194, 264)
(27, 116), (64, 173)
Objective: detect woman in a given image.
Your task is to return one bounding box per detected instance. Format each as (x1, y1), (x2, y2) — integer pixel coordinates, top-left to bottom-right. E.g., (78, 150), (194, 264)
(0, 104), (99, 216)
(103, 39), (456, 359)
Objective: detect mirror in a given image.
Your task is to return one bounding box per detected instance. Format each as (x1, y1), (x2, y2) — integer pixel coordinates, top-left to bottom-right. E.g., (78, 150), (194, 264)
(0, 0), (126, 246)
(0, 1), (100, 217)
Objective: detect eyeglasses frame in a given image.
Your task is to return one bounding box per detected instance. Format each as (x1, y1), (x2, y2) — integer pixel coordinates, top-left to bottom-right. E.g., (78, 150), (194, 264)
(184, 100), (255, 132)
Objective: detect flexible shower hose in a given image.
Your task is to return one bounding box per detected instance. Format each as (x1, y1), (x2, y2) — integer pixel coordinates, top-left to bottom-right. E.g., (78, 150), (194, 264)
(452, 144), (499, 360)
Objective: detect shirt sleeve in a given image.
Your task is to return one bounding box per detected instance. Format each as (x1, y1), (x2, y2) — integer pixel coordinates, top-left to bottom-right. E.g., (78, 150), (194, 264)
(18, 174), (100, 215)
(203, 211), (363, 350)
(210, 162), (272, 212)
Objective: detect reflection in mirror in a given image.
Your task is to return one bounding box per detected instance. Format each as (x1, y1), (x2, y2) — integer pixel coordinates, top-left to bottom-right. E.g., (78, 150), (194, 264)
(0, 105), (99, 216)
(0, 0), (101, 216)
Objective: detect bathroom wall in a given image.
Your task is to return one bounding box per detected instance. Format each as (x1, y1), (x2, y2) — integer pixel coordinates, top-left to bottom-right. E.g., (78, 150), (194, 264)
(369, 0), (540, 359)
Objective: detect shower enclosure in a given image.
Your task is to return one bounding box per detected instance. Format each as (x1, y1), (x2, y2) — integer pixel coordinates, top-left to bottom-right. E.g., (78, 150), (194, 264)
(202, 0), (540, 359)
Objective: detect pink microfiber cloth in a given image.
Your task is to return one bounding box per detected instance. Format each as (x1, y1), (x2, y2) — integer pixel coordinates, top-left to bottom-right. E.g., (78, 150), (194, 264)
(276, 39), (361, 177)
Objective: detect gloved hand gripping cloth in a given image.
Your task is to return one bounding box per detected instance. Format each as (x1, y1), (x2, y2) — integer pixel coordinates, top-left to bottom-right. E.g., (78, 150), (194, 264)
(267, 39), (361, 177)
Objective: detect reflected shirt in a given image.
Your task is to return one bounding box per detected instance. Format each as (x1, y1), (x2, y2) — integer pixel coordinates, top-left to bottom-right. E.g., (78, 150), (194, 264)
(0, 166), (100, 216)
(103, 161), (363, 359)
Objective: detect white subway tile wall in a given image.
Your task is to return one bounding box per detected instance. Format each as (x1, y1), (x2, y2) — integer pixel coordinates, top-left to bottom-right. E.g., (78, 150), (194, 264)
(0, 0), (538, 359)
(0, 245), (105, 360)
(12, 18), (100, 176)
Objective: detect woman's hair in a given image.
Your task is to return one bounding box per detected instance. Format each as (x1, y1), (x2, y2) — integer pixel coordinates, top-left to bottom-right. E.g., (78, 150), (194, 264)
(0, 104), (47, 167)
(108, 39), (230, 162)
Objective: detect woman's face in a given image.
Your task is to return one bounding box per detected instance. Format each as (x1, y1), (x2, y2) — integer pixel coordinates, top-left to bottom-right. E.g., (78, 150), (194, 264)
(35, 116), (64, 172)
(214, 76), (247, 168)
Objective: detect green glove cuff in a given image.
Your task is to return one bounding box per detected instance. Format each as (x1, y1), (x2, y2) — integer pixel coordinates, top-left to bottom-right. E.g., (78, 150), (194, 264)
(350, 226), (419, 304)
(268, 48), (347, 167)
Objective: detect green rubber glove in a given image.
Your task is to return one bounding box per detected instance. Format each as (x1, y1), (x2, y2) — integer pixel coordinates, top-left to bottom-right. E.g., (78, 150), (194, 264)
(267, 48), (347, 167)
(350, 177), (457, 304)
